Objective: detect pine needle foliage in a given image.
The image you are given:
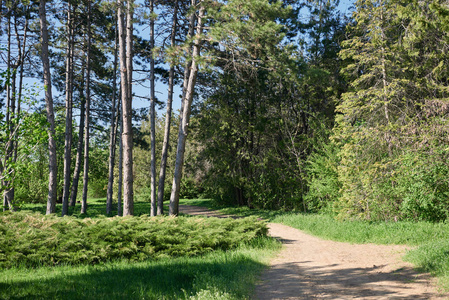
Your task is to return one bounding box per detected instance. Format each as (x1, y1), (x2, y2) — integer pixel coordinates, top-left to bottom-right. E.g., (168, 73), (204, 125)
(0, 211), (267, 269)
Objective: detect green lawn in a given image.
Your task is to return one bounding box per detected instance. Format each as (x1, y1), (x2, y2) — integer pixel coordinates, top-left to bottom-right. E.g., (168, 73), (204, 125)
(0, 199), (281, 299)
(0, 237), (280, 300)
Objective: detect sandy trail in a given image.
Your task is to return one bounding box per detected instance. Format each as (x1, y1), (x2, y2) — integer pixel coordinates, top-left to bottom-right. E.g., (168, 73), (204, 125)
(179, 205), (447, 299)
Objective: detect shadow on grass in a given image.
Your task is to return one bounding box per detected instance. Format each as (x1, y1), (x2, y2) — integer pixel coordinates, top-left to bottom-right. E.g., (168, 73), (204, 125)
(178, 199), (296, 222)
(20, 199), (162, 219)
(0, 255), (265, 300)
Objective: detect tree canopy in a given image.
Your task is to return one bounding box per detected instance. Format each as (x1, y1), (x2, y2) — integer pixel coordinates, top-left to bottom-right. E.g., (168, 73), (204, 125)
(2, 0), (449, 222)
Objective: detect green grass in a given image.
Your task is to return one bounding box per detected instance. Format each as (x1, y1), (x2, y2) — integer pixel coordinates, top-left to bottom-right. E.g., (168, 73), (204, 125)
(17, 198), (157, 218)
(180, 198), (449, 291)
(0, 237), (281, 299)
(1, 198), (281, 299)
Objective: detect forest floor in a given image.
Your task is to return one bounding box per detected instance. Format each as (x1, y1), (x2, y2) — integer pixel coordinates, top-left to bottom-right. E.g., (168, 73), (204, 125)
(179, 205), (448, 299)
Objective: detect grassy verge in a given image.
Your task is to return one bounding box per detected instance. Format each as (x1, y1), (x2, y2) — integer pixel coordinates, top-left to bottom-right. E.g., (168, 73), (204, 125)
(0, 199), (282, 299)
(0, 237), (281, 299)
(16, 198), (157, 218)
(179, 198), (449, 290)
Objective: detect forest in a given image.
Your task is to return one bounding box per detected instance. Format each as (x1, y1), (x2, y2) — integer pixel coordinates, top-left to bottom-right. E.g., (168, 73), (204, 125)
(1, 0), (449, 222)
(2, 0), (449, 298)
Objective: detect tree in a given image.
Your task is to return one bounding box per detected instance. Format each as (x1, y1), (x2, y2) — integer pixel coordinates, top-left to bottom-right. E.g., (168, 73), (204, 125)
(106, 17), (119, 216)
(39, 0), (58, 215)
(149, 0), (157, 216)
(157, 1), (178, 215)
(185, 0), (300, 209)
(118, 0), (134, 216)
(169, 0), (205, 216)
(1, 0), (33, 211)
(62, 1), (74, 216)
(333, 0), (449, 221)
(81, 0), (92, 214)
(69, 66), (86, 207)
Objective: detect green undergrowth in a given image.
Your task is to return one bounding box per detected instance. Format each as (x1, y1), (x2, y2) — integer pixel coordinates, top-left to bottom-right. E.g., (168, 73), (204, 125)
(404, 240), (449, 291)
(16, 198), (156, 218)
(0, 211), (267, 269)
(180, 198), (449, 291)
(0, 236), (281, 299)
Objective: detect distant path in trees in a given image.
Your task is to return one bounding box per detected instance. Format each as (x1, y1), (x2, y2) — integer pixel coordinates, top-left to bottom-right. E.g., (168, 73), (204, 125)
(178, 205), (447, 299)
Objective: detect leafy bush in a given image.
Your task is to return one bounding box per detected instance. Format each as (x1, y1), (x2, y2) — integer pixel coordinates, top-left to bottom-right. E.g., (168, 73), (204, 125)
(396, 151), (449, 222)
(0, 211), (267, 269)
(180, 177), (202, 199)
(305, 141), (341, 213)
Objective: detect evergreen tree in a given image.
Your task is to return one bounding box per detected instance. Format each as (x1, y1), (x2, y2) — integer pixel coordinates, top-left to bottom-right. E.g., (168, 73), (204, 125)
(334, 0), (449, 221)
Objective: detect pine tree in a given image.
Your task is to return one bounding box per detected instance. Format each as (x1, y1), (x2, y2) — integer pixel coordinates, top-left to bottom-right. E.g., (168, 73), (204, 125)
(39, 0), (58, 215)
(335, 0), (449, 221)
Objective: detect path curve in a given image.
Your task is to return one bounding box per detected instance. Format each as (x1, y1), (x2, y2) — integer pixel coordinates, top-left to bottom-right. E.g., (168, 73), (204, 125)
(179, 205), (447, 299)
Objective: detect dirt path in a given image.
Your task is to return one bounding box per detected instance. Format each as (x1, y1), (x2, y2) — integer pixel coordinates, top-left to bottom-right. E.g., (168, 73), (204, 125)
(179, 205), (447, 299)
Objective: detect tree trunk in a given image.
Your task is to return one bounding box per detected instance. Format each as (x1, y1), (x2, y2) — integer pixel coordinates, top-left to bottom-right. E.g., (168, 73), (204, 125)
(106, 19), (119, 216)
(169, 4), (204, 216)
(149, 0), (157, 216)
(15, 9), (28, 163)
(5, 53), (17, 211)
(3, 11), (13, 211)
(69, 68), (86, 207)
(379, 5), (392, 157)
(117, 97), (124, 216)
(118, 0), (134, 215)
(157, 2), (178, 215)
(81, 0), (92, 214)
(62, 3), (74, 216)
(39, 0), (58, 215)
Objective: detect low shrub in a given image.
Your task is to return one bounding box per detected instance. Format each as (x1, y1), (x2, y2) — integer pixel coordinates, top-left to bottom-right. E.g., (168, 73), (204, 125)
(0, 211), (267, 269)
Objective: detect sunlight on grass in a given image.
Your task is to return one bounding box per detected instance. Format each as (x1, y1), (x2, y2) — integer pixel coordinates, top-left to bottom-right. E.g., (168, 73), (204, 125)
(0, 237), (281, 300)
(1, 198), (281, 299)
(180, 198), (449, 292)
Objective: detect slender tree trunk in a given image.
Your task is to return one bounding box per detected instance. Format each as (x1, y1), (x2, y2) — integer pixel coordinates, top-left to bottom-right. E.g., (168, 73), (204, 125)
(3, 11), (13, 211)
(81, 0), (92, 214)
(118, 0), (134, 215)
(10, 9), (28, 208)
(62, 4), (73, 216)
(69, 65), (86, 207)
(380, 5), (392, 156)
(169, 4), (204, 216)
(15, 10), (28, 163)
(5, 54), (17, 211)
(106, 20), (119, 215)
(39, 0), (58, 215)
(180, 0), (197, 109)
(157, 2), (178, 215)
(149, 0), (157, 216)
(117, 97), (124, 216)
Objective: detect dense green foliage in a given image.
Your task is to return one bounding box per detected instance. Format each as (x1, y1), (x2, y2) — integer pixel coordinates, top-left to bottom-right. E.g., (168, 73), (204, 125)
(2, 0), (449, 223)
(0, 211), (267, 269)
(303, 0), (449, 222)
(190, 0), (345, 210)
(0, 237), (281, 299)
